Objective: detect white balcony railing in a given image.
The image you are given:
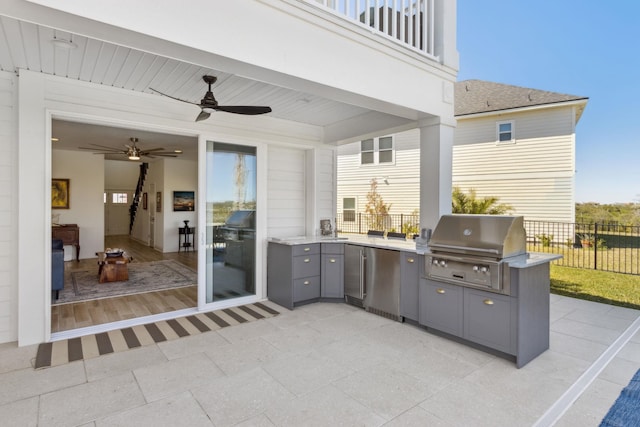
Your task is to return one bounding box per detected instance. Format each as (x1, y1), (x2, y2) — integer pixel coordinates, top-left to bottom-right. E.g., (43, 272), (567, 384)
(307, 0), (436, 58)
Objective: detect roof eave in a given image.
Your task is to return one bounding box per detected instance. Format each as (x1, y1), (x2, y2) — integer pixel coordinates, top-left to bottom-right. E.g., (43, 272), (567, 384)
(455, 98), (589, 122)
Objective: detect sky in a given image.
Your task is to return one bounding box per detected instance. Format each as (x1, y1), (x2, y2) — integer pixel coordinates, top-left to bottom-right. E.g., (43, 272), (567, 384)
(457, 0), (640, 204)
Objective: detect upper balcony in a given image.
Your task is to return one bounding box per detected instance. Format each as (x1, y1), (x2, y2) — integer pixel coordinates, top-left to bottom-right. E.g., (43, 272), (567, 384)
(306, 0), (439, 60)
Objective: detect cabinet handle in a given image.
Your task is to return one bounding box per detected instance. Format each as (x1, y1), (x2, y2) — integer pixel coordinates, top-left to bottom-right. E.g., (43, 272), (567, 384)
(304, 258), (310, 263)
(483, 299), (494, 306)
(330, 258), (336, 263)
(436, 288), (445, 294)
(303, 247), (310, 252)
(303, 280), (310, 285)
(407, 258), (414, 263)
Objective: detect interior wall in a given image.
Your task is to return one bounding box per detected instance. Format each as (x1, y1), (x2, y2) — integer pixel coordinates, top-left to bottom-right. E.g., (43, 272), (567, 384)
(162, 158), (198, 252)
(105, 160), (140, 189)
(52, 149), (105, 259)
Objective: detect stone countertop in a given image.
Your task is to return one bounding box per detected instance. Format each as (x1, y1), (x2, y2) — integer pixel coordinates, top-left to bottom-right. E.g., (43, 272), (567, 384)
(268, 236), (561, 267)
(268, 235), (427, 253)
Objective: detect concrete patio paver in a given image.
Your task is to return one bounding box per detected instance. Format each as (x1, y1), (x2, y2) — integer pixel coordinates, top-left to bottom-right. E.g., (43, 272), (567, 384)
(0, 295), (638, 426)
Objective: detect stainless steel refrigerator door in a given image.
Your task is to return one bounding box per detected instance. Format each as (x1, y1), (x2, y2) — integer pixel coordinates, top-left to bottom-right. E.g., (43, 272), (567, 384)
(344, 244), (364, 299)
(363, 247), (401, 317)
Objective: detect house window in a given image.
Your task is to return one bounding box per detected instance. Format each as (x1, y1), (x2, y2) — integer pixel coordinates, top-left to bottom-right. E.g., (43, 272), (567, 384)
(361, 139), (374, 164)
(112, 193), (128, 204)
(379, 136), (393, 163)
(360, 136), (394, 164)
(343, 197), (356, 222)
(497, 121), (515, 143)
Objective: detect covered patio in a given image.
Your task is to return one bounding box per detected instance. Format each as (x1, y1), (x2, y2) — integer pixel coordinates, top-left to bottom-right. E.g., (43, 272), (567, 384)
(1, 295), (638, 426)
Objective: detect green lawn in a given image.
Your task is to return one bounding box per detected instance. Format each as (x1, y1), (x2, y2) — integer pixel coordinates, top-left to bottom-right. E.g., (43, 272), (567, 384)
(550, 265), (640, 310)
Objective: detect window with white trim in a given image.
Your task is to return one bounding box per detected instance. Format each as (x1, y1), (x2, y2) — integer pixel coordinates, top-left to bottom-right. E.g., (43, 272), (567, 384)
(361, 139), (374, 164)
(497, 120), (515, 143)
(360, 136), (394, 164)
(343, 197), (356, 222)
(112, 193), (128, 204)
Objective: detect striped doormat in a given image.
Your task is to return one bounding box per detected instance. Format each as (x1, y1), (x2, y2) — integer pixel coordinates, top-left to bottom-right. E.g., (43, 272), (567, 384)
(35, 302), (281, 370)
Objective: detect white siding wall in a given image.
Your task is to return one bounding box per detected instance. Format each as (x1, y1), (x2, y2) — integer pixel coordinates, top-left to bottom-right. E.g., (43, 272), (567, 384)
(0, 71), (17, 343)
(337, 129), (421, 217)
(337, 106), (577, 223)
(453, 107), (576, 222)
(267, 146), (306, 238)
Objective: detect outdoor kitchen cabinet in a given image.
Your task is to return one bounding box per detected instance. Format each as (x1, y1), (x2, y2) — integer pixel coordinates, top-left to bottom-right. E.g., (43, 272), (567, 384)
(267, 242), (320, 309)
(419, 279), (464, 336)
(419, 262), (550, 368)
(400, 252), (420, 322)
(321, 243), (344, 299)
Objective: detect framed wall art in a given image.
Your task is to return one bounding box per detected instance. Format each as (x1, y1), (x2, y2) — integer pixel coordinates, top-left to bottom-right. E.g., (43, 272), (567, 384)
(156, 192), (162, 212)
(173, 191), (195, 211)
(51, 178), (70, 209)
(142, 192), (148, 210)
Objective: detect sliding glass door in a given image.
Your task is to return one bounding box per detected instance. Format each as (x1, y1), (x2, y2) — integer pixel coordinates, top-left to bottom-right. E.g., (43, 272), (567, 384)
(205, 141), (257, 303)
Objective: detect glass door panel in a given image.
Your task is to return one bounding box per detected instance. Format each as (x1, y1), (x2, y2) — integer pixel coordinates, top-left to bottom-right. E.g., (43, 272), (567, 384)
(205, 141), (256, 303)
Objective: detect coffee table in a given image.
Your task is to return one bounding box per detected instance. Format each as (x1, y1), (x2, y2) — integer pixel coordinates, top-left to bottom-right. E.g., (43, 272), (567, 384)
(96, 251), (133, 283)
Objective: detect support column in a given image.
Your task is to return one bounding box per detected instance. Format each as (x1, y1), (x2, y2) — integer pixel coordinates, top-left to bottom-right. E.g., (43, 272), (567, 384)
(419, 116), (456, 232)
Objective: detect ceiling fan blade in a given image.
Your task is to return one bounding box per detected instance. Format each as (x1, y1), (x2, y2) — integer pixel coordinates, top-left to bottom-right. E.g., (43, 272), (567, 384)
(141, 147), (166, 152)
(79, 144), (123, 152)
(215, 105), (272, 115)
(149, 153), (178, 157)
(150, 88), (199, 106)
(195, 110), (211, 122)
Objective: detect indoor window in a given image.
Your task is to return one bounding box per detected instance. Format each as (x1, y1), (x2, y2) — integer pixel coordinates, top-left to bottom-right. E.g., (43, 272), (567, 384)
(112, 193), (128, 204)
(343, 197), (356, 222)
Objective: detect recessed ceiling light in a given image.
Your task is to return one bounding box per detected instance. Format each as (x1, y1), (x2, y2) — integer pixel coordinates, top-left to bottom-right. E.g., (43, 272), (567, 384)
(174, 149), (183, 153)
(51, 137), (59, 142)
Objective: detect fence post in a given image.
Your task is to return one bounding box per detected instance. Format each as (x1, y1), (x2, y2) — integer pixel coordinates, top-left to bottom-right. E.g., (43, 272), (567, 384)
(594, 222), (598, 270)
(400, 214), (404, 233)
(358, 212), (361, 234)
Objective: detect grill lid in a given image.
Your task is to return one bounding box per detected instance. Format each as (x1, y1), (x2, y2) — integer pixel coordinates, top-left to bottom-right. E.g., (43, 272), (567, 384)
(223, 210), (255, 229)
(428, 214), (526, 259)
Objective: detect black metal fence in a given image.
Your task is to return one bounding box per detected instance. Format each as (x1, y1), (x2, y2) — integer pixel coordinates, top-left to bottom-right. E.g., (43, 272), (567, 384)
(336, 213), (640, 275)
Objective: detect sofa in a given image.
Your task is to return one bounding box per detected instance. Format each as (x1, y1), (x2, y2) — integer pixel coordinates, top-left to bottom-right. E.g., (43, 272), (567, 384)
(52, 239), (64, 300)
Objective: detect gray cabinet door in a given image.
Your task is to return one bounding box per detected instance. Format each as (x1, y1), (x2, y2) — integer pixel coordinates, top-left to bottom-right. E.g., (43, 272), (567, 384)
(321, 254), (344, 298)
(400, 252), (420, 321)
(419, 279), (463, 336)
(294, 275), (321, 302)
(463, 288), (515, 354)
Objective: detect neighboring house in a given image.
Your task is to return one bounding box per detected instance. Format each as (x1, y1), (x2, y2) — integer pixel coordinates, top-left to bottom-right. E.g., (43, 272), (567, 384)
(0, 1), (458, 346)
(337, 80), (588, 228)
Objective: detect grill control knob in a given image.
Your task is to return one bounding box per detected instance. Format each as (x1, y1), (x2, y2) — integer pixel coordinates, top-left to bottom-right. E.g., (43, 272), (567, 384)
(432, 259), (439, 266)
(480, 266), (488, 273)
(439, 260), (447, 267)
(473, 265), (479, 272)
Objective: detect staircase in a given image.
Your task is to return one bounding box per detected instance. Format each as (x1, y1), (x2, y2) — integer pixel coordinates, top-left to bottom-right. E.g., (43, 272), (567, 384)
(129, 162), (149, 234)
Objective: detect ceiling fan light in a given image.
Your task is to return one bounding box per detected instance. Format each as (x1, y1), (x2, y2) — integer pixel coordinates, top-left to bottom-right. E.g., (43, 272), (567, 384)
(128, 154), (141, 160)
(202, 107), (216, 114)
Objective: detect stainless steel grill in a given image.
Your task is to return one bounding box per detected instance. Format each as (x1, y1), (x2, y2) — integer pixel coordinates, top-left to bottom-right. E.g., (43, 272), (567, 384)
(425, 214), (527, 295)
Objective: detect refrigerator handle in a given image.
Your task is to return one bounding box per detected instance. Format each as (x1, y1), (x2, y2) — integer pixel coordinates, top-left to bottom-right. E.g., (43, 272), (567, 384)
(360, 249), (366, 299)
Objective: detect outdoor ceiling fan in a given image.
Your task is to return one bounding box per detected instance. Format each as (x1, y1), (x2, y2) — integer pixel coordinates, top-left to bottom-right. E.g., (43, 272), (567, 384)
(78, 137), (180, 160)
(150, 75), (272, 122)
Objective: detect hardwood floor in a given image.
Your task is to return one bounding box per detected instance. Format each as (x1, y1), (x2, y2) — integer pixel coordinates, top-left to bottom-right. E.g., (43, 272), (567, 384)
(51, 236), (198, 334)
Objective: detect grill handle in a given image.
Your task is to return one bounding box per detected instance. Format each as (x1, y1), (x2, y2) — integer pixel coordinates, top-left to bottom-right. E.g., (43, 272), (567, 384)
(429, 243), (500, 256)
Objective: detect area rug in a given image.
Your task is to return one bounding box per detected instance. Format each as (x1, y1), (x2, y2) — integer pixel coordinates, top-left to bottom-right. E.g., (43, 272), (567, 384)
(54, 260), (197, 304)
(600, 368), (640, 426)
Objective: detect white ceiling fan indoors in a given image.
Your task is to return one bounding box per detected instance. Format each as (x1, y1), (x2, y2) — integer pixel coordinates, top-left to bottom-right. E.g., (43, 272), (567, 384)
(151, 75), (272, 122)
(79, 137), (180, 160)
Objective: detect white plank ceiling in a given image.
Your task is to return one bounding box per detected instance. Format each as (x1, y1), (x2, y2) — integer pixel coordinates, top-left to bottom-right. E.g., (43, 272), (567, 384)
(0, 15), (373, 159)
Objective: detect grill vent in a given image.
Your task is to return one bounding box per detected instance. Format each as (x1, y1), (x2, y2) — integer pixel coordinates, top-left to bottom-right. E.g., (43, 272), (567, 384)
(345, 295), (364, 308)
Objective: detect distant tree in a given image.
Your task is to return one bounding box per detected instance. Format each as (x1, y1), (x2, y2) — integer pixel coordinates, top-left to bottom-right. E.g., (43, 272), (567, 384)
(452, 187), (512, 214)
(365, 178), (392, 230)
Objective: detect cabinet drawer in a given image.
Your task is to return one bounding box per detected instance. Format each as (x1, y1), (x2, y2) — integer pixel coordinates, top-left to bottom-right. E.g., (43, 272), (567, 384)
(419, 280), (463, 336)
(464, 289), (514, 354)
(293, 276), (320, 302)
(321, 243), (344, 255)
(292, 244), (320, 257)
(292, 254), (320, 278)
